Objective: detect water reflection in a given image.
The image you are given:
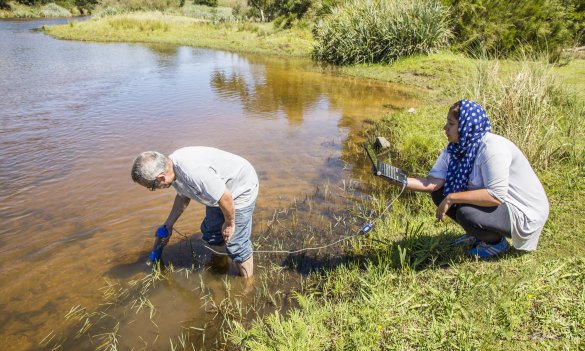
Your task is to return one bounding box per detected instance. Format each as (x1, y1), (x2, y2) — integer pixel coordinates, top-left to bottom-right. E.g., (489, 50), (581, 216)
(211, 55), (417, 125)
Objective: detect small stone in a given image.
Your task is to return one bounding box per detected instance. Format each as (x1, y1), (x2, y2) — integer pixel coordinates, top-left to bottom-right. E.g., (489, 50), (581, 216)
(374, 136), (390, 149)
(407, 107), (416, 114)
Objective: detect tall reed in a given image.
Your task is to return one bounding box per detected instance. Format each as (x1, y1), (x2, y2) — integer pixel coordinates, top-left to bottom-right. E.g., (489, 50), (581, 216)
(466, 58), (585, 170)
(312, 0), (451, 65)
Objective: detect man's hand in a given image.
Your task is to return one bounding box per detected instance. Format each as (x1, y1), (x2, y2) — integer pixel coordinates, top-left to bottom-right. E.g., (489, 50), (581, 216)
(222, 222), (235, 243)
(157, 225), (172, 246)
(436, 195), (453, 221)
(218, 188), (236, 243)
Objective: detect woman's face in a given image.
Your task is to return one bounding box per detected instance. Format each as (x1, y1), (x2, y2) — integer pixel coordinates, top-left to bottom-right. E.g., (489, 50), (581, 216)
(444, 110), (459, 144)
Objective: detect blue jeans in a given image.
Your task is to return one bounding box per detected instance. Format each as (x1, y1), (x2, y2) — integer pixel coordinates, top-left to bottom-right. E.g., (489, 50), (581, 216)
(200, 202), (255, 263)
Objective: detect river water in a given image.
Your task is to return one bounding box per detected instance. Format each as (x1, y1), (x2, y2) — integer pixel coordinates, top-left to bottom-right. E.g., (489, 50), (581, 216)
(0, 18), (417, 350)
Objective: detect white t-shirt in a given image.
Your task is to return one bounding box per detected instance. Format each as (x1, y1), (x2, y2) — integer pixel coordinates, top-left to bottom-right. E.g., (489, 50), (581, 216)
(170, 147), (259, 209)
(429, 133), (549, 251)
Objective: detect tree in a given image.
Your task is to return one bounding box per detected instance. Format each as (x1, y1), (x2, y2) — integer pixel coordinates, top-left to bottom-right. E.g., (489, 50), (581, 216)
(248, 0), (311, 22)
(448, 0), (572, 57)
(248, 0), (275, 21)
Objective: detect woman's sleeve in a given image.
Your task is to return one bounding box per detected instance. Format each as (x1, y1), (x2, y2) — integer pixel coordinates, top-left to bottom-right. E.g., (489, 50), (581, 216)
(428, 149), (449, 179)
(481, 144), (512, 202)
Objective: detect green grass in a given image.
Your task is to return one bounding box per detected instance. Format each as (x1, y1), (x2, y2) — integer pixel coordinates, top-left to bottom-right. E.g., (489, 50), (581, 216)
(554, 58), (585, 98)
(45, 12), (315, 57)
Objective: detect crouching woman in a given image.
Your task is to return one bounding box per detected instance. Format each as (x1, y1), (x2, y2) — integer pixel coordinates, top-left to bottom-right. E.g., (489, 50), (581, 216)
(403, 100), (549, 258)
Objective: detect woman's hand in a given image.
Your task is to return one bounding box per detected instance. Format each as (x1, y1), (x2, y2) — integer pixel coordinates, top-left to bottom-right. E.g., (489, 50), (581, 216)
(436, 195), (453, 221)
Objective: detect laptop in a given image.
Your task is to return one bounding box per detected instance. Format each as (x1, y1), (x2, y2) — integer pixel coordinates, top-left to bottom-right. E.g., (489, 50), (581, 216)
(364, 140), (408, 185)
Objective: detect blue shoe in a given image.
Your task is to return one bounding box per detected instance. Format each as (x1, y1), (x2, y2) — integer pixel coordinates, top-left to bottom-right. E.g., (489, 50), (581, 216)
(468, 238), (509, 259)
(451, 234), (480, 248)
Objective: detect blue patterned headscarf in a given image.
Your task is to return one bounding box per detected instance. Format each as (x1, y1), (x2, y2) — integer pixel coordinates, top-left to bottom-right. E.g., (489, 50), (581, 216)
(443, 100), (491, 196)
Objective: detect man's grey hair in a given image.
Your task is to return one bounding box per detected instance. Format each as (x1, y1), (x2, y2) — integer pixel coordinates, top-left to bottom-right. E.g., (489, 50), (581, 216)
(131, 151), (168, 187)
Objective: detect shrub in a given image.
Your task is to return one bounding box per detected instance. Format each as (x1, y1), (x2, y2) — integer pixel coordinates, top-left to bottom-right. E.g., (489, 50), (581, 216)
(448, 0), (574, 58)
(312, 0), (451, 65)
(181, 3), (233, 20)
(304, 0), (342, 20)
(40, 2), (71, 16)
(565, 0), (585, 45)
(247, 0), (311, 22)
(194, 0), (216, 6)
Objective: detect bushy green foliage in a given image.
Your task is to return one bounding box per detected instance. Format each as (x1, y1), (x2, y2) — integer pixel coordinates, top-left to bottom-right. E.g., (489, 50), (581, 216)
(180, 3), (233, 21)
(312, 0), (452, 65)
(304, 0), (342, 19)
(73, 0), (97, 13)
(194, 0), (216, 7)
(247, 0), (311, 22)
(0, 0), (10, 9)
(40, 1), (71, 15)
(448, 0), (574, 58)
(564, 0), (585, 45)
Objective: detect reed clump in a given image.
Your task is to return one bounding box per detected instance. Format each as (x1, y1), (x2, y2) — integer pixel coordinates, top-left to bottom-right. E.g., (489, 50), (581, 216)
(108, 14), (170, 31)
(312, 0), (451, 65)
(468, 58), (585, 170)
(40, 2), (71, 16)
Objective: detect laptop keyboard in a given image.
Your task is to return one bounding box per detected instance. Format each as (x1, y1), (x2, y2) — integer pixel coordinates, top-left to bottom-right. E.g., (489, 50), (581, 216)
(377, 160), (406, 184)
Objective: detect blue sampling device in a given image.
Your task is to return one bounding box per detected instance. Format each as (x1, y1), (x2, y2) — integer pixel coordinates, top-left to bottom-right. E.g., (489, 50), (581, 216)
(148, 225), (170, 264)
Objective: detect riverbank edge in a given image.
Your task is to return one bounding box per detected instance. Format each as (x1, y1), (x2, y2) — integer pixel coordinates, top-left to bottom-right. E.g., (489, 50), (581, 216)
(43, 13), (585, 96)
(0, 1), (90, 18)
(44, 13), (315, 58)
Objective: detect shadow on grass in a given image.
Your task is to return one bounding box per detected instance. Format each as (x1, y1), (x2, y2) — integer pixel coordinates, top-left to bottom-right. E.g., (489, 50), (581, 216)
(282, 228), (530, 276)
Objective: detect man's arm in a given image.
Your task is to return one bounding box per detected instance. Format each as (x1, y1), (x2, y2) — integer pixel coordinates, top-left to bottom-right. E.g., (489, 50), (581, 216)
(163, 194), (191, 233)
(218, 188), (235, 243)
(405, 176), (445, 192)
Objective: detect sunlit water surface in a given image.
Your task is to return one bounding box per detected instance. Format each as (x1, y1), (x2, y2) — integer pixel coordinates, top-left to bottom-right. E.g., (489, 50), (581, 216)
(0, 18), (418, 350)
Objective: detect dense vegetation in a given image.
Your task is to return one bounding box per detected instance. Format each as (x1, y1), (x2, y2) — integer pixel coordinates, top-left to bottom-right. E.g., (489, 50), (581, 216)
(446, 0), (578, 58)
(312, 0), (451, 64)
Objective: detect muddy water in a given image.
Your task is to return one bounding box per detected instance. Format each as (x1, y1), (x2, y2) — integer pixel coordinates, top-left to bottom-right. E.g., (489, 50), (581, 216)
(0, 18), (417, 350)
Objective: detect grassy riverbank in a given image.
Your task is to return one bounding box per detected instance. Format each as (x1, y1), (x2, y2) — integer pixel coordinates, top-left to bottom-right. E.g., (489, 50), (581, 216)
(45, 11), (315, 57)
(227, 56), (585, 349)
(42, 11), (585, 349)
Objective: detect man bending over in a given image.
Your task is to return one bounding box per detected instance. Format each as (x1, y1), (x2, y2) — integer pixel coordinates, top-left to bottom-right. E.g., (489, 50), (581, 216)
(131, 147), (259, 277)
